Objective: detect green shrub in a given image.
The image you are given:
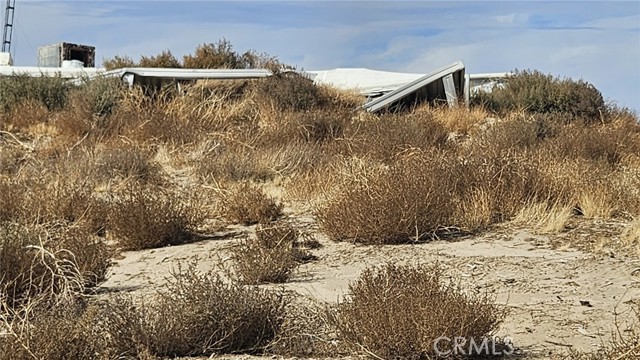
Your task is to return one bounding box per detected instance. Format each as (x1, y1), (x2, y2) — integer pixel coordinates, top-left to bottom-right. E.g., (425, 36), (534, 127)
(333, 263), (505, 359)
(472, 69), (605, 121)
(0, 75), (72, 112)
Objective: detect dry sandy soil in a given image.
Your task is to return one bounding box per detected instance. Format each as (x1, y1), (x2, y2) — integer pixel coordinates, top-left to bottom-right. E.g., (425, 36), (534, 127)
(99, 199), (640, 359)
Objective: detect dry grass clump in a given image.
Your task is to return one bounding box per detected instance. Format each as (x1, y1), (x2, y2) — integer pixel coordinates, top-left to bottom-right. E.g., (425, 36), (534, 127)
(138, 262), (289, 357)
(93, 141), (162, 184)
(231, 221), (315, 284)
(317, 151), (458, 244)
(342, 111), (450, 163)
(196, 143), (276, 182)
(222, 182), (283, 225)
(267, 297), (343, 357)
(1, 263), (292, 359)
(513, 201), (573, 234)
(108, 185), (205, 250)
(0, 178), (30, 222)
(431, 104), (489, 135)
(333, 263), (505, 359)
(0, 223), (101, 309)
(262, 109), (350, 145)
(254, 72), (326, 112)
(0, 299), (138, 360)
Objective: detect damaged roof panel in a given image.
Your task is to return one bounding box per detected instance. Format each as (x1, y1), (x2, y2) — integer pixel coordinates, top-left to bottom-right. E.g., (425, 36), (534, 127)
(363, 61), (465, 112)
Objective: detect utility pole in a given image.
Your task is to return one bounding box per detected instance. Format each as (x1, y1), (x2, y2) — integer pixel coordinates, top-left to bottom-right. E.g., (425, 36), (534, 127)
(2, 0), (15, 53)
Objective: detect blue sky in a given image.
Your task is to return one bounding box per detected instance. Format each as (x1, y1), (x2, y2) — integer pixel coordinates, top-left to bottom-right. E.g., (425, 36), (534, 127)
(7, 1), (640, 110)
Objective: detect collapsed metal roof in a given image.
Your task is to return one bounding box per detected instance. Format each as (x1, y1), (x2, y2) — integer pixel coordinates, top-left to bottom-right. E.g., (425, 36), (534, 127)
(362, 61), (465, 112)
(0, 61), (507, 111)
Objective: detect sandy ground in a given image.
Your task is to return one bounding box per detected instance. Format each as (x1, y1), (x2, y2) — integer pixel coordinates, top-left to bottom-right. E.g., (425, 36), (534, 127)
(98, 204), (640, 359)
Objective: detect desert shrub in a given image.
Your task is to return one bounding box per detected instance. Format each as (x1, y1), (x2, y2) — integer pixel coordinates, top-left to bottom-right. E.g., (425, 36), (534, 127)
(222, 182), (283, 225)
(0, 300), (113, 360)
(255, 72), (325, 111)
(267, 297), (342, 357)
(317, 151), (461, 244)
(108, 185), (204, 250)
(102, 54), (136, 70)
(231, 222), (314, 284)
(342, 111), (450, 163)
(545, 120), (640, 166)
(0, 178), (29, 222)
(472, 69), (605, 122)
(0, 100), (52, 132)
(472, 116), (558, 151)
(183, 39), (248, 69)
(138, 262), (289, 357)
(0, 223), (92, 308)
(0, 177), (107, 234)
(73, 76), (126, 119)
(231, 236), (299, 284)
(0, 145), (28, 175)
(0, 75), (72, 112)
(197, 146), (276, 182)
(94, 142), (162, 183)
(183, 39), (286, 71)
(318, 148), (560, 243)
(263, 109), (350, 145)
(139, 49), (182, 68)
(333, 263), (505, 359)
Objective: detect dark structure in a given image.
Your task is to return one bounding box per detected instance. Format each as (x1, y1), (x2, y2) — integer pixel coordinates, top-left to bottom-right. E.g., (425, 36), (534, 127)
(37, 42), (96, 68)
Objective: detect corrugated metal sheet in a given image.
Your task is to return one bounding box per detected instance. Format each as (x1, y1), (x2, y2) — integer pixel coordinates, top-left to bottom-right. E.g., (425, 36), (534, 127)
(363, 61), (465, 112)
(0, 66), (104, 78)
(309, 68), (425, 97)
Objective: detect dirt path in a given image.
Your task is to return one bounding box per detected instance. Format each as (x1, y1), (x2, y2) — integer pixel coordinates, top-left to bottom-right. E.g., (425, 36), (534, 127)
(99, 212), (640, 359)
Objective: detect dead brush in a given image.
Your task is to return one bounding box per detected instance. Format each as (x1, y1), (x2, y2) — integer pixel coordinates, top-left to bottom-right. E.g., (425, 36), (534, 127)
(513, 201), (573, 234)
(231, 222), (315, 284)
(0, 298), (110, 360)
(0, 223), (87, 309)
(0, 178), (29, 222)
(108, 184), (205, 250)
(341, 111), (450, 163)
(316, 150), (461, 244)
(222, 182), (283, 225)
(267, 296), (344, 357)
(94, 141), (162, 184)
(333, 263), (506, 359)
(137, 261), (289, 357)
